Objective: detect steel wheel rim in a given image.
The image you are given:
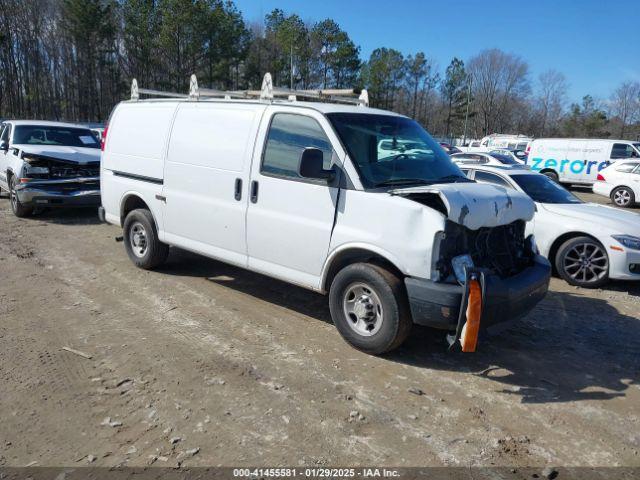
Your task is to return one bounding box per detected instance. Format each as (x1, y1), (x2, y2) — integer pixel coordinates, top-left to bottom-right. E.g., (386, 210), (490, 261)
(563, 242), (608, 284)
(342, 282), (384, 337)
(614, 189), (631, 206)
(129, 222), (148, 258)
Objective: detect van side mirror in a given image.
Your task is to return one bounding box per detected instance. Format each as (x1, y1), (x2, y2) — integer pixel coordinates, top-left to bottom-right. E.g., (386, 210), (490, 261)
(298, 148), (335, 182)
(0, 140), (8, 151)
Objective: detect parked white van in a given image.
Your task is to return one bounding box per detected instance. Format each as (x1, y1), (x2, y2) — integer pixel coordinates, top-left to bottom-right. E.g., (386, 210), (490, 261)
(527, 138), (640, 185)
(462, 134), (532, 153)
(99, 76), (550, 354)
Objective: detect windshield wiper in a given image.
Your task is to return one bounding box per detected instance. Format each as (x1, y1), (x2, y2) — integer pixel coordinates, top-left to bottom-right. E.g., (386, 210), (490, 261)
(373, 178), (434, 187)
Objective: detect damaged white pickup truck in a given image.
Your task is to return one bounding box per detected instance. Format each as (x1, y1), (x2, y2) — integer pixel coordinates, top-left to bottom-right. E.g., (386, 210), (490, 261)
(100, 93), (551, 354)
(0, 120), (101, 217)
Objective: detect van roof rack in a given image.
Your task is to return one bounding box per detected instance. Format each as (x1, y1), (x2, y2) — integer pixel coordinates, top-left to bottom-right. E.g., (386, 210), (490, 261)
(130, 73), (369, 107)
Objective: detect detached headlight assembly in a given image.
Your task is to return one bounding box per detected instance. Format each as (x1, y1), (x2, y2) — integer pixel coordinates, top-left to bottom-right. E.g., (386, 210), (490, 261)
(612, 235), (640, 251)
(451, 254), (474, 284)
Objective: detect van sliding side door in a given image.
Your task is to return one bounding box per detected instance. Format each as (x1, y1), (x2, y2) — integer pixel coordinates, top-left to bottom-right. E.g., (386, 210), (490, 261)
(245, 107), (342, 290)
(162, 103), (264, 266)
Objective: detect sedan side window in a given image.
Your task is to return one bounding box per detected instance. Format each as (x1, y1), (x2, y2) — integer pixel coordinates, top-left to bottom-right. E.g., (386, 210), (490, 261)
(474, 171), (512, 188)
(615, 162), (639, 173)
(262, 113), (335, 180)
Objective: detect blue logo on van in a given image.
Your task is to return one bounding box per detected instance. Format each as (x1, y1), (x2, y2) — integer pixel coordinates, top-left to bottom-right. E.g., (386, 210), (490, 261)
(529, 157), (609, 175)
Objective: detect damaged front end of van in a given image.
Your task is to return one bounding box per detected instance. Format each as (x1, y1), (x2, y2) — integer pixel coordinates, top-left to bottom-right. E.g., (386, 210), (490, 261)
(393, 183), (551, 351)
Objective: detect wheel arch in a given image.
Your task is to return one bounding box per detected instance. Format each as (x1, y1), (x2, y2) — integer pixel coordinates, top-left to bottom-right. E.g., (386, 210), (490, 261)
(120, 192), (159, 229)
(320, 245), (406, 293)
(539, 168), (559, 178)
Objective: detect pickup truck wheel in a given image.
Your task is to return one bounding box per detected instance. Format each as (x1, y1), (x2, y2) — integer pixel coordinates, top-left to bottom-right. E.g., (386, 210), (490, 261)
(123, 208), (169, 269)
(610, 187), (634, 208)
(9, 176), (32, 218)
(329, 263), (412, 354)
(555, 236), (609, 288)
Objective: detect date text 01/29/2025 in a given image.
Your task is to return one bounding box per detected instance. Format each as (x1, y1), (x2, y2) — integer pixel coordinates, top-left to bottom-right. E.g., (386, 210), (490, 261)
(232, 467), (401, 478)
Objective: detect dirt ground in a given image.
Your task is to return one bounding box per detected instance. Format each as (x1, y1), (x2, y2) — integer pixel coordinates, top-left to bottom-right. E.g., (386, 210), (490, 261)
(0, 188), (639, 470)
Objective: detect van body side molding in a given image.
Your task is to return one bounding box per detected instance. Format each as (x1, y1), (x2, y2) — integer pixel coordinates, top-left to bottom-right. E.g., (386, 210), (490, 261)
(112, 170), (164, 185)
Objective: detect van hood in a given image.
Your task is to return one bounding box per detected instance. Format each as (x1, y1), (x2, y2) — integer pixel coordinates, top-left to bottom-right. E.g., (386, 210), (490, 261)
(391, 182), (535, 230)
(541, 202), (640, 235)
(15, 145), (101, 164)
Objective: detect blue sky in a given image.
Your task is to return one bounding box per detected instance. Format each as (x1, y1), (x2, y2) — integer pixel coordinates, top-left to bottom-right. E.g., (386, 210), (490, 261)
(234, 0), (640, 102)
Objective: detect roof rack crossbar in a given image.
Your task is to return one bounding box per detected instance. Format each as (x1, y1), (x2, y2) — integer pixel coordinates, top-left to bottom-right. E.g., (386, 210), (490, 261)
(130, 73), (369, 107)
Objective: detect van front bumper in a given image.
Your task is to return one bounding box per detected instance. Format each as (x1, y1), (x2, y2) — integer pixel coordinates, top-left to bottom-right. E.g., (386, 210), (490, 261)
(14, 177), (101, 208)
(404, 255), (551, 330)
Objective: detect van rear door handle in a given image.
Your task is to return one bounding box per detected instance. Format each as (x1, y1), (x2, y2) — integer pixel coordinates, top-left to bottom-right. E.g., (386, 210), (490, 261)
(234, 178), (242, 201)
(250, 180), (259, 203)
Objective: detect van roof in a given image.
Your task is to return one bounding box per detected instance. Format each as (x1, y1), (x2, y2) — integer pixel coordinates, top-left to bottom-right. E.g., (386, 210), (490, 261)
(119, 98), (404, 118)
(532, 138), (637, 143)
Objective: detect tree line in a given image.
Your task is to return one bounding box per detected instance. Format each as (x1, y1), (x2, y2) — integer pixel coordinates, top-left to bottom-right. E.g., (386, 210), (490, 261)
(0, 0), (638, 141)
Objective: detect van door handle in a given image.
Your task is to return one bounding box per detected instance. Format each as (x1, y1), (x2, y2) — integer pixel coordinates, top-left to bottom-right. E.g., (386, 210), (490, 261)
(234, 178), (242, 201)
(250, 180), (259, 203)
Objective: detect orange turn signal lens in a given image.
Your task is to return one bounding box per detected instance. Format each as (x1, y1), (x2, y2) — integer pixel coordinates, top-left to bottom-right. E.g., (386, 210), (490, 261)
(610, 245), (624, 252)
(461, 278), (482, 353)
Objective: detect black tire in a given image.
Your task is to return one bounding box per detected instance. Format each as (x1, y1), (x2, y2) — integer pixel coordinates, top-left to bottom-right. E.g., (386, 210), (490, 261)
(542, 170), (559, 183)
(555, 236), (609, 288)
(9, 176), (32, 218)
(329, 263), (412, 354)
(610, 186), (635, 208)
(123, 208), (169, 269)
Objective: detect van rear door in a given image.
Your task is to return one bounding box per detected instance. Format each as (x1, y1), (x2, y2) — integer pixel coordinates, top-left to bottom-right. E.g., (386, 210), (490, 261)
(245, 107), (342, 289)
(162, 103), (264, 266)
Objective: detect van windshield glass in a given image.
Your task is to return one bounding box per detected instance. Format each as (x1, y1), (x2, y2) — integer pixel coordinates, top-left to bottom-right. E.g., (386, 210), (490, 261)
(13, 125), (99, 148)
(511, 174), (582, 204)
(327, 113), (469, 188)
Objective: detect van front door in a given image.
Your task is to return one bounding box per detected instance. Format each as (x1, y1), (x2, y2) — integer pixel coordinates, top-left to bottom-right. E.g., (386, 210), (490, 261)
(246, 109), (341, 289)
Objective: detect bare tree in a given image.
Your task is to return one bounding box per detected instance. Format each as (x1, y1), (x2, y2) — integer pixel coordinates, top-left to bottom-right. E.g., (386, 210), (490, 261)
(467, 49), (530, 135)
(537, 69), (568, 136)
(609, 81), (640, 138)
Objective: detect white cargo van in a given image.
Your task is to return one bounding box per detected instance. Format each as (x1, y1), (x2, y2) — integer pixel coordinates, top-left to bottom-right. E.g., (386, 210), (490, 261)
(462, 134), (532, 153)
(527, 138), (640, 185)
(99, 76), (550, 354)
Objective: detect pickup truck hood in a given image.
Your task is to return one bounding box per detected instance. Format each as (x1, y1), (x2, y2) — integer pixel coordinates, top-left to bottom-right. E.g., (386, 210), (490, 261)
(392, 182), (535, 230)
(541, 202), (640, 235)
(15, 145), (101, 164)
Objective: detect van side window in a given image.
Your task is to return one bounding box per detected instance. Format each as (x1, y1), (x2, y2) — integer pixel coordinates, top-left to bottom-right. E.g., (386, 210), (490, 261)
(262, 113), (334, 179)
(474, 171), (512, 188)
(0, 124), (11, 143)
(611, 143), (636, 159)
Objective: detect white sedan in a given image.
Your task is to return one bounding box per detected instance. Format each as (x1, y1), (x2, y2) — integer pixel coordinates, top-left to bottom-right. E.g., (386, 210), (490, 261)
(592, 159), (640, 208)
(459, 165), (640, 288)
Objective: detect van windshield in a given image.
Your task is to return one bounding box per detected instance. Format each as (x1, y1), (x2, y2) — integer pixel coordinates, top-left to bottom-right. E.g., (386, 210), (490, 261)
(327, 113), (469, 188)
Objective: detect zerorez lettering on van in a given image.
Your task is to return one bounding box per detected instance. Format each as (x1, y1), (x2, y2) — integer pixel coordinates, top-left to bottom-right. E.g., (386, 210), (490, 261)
(527, 138), (640, 185)
(100, 85), (551, 355)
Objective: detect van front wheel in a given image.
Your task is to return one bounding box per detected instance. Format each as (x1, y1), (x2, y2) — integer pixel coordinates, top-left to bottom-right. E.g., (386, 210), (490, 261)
(123, 209), (169, 269)
(329, 263), (412, 354)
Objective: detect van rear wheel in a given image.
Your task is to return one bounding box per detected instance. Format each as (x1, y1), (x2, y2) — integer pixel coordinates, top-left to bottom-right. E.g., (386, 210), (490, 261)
(123, 208), (169, 269)
(329, 263), (412, 355)
(542, 170), (559, 183)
